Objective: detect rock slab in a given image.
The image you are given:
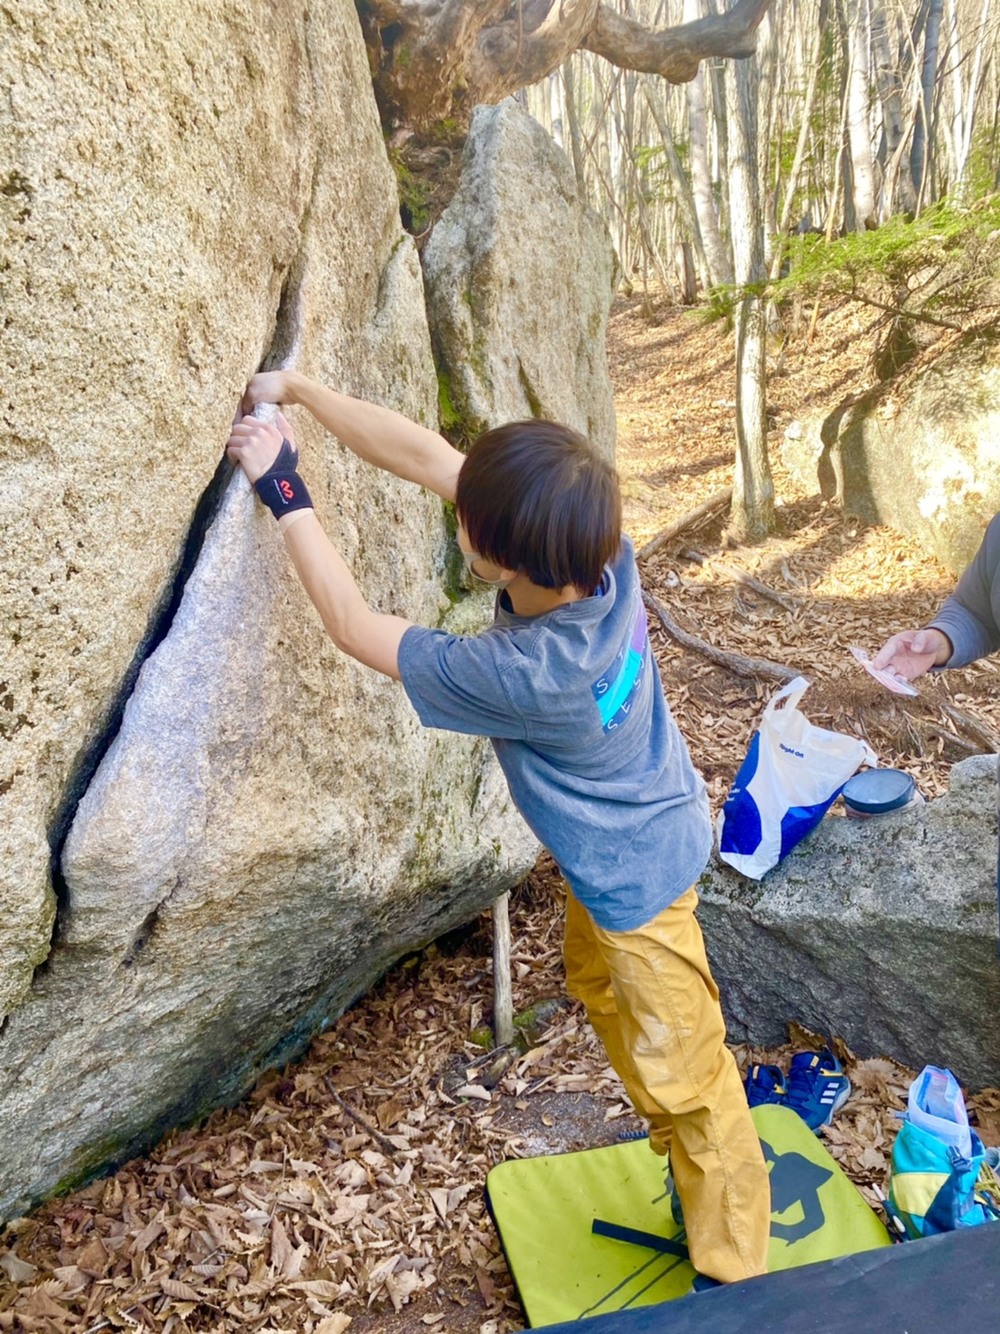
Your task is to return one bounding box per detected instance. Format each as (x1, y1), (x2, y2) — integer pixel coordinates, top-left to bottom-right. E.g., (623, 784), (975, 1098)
(780, 328), (1000, 574)
(423, 99), (618, 456)
(0, 0), (538, 1222)
(699, 755), (1000, 1088)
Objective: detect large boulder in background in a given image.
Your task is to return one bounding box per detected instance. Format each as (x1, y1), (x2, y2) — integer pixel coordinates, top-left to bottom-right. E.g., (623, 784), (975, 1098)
(422, 99), (618, 456)
(0, 0), (537, 1221)
(780, 327), (1000, 574)
(699, 755), (1000, 1088)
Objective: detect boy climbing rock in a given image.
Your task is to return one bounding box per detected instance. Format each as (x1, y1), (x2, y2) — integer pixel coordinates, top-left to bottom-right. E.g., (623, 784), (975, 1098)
(227, 373), (770, 1285)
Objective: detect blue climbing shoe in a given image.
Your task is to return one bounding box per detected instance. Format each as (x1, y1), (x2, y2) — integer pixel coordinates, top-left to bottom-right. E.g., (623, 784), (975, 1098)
(616, 1126), (649, 1143)
(785, 1047), (851, 1131)
(691, 1273), (723, 1292)
(744, 1062), (787, 1109)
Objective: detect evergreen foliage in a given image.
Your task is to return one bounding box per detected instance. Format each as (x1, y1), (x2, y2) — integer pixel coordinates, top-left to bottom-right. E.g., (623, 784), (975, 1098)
(703, 195), (1000, 330)
(775, 195), (1000, 319)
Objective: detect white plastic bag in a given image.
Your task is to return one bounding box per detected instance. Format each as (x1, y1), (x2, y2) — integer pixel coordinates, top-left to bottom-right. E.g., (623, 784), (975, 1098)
(717, 676), (877, 880)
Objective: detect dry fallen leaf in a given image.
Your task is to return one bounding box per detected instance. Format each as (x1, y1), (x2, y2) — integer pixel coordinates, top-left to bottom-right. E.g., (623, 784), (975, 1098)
(314, 1315), (352, 1334)
(0, 1250), (36, 1283)
(160, 1277), (203, 1302)
(454, 1084), (492, 1102)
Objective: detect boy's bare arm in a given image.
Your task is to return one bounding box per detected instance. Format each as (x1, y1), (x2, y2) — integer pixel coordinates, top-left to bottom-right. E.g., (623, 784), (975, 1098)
(227, 414), (410, 680)
(279, 512), (409, 679)
(243, 371), (464, 503)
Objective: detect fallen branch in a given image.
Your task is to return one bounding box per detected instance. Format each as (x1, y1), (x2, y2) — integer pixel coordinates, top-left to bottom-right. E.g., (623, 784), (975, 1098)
(939, 702), (1000, 754)
(636, 487), (733, 562)
(641, 588), (797, 684)
(323, 1076), (398, 1155)
(912, 722), (981, 758)
(681, 548), (802, 611)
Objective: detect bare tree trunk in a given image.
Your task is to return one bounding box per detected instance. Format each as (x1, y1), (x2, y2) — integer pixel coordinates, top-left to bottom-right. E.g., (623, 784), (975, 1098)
(709, 52), (733, 248)
(756, 9), (780, 268)
(641, 75), (711, 287)
(572, 59), (671, 293)
(912, 0), (945, 206)
(614, 73), (674, 291)
(770, 3), (829, 278)
(726, 43), (775, 540)
(677, 241), (698, 302)
(841, 0), (877, 229)
(870, 0), (919, 216)
(963, 0), (994, 180)
(608, 66), (628, 262)
(562, 58), (588, 191)
(685, 0), (733, 286)
(819, 0), (857, 240)
(949, 0), (992, 198)
(549, 66), (566, 151)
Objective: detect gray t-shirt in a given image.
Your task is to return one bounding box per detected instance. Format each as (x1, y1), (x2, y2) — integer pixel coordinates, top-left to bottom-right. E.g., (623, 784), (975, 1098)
(397, 536), (712, 931)
(930, 513), (1000, 667)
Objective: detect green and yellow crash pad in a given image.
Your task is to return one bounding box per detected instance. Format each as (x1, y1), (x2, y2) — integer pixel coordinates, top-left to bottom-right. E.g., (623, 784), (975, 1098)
(486, 1104), (891, 1328)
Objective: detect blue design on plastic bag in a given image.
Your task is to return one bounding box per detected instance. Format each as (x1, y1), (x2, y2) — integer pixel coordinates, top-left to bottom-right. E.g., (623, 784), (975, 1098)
(719, 731), (762, 856)
(778, 790), (846, 860)
(717, 676), (877, 880)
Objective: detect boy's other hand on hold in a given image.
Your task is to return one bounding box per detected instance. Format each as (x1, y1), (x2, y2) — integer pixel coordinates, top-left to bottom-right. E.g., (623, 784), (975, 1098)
(226, 411), (296, 485)
(872, 627), (951, 681)
(242, 371), (297, 413)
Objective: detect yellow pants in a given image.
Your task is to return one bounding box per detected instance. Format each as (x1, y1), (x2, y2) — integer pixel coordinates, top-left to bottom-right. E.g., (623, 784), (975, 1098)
(563, 884), (771, 1284)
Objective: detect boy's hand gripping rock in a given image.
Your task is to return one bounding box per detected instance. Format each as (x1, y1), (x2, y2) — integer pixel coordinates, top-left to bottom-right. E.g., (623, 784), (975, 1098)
(226, 411), (313, 520)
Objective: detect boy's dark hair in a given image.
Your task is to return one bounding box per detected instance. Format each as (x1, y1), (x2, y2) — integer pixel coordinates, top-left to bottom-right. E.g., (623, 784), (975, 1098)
(456, 420), (621, 592)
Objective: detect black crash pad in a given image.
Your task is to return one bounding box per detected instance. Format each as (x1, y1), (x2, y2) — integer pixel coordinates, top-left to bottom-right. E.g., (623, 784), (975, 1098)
(539, 1222), (1000, 1333)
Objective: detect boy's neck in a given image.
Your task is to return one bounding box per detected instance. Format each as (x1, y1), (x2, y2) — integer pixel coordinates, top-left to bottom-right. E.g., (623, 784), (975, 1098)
(505, 575), (587, 617)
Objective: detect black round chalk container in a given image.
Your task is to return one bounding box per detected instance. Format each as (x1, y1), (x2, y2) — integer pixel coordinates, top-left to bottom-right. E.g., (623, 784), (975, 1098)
(842, 768), (919, 819)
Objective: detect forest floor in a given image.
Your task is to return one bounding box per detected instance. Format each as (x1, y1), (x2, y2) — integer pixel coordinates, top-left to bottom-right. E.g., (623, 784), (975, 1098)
(5, 294), (1000, 1334)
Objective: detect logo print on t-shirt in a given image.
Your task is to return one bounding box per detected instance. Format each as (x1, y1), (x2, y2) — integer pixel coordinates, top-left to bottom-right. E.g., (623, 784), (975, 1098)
(591, 595), (647, 732)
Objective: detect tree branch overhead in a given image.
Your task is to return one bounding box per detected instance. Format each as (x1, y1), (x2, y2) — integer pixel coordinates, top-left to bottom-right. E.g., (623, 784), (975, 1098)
(357, 0), (776, 133)
(584, 0), (773, 81)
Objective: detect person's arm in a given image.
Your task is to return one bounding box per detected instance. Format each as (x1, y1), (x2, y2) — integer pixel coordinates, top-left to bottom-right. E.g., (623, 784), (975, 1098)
(243, 370), (464, 503)
(873, 514), (1000, 678)
(227, 413), (409, 679)
(927, 514), (1000, 667)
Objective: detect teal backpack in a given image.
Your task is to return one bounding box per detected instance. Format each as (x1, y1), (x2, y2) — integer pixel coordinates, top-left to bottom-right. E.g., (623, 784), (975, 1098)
(889, 1120), (1000, 1237)
(888, 1066), (1000, 1239)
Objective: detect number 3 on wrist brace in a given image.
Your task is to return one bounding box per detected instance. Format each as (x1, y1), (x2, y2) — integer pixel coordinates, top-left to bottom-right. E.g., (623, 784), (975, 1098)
(253, 437), (313, 519)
